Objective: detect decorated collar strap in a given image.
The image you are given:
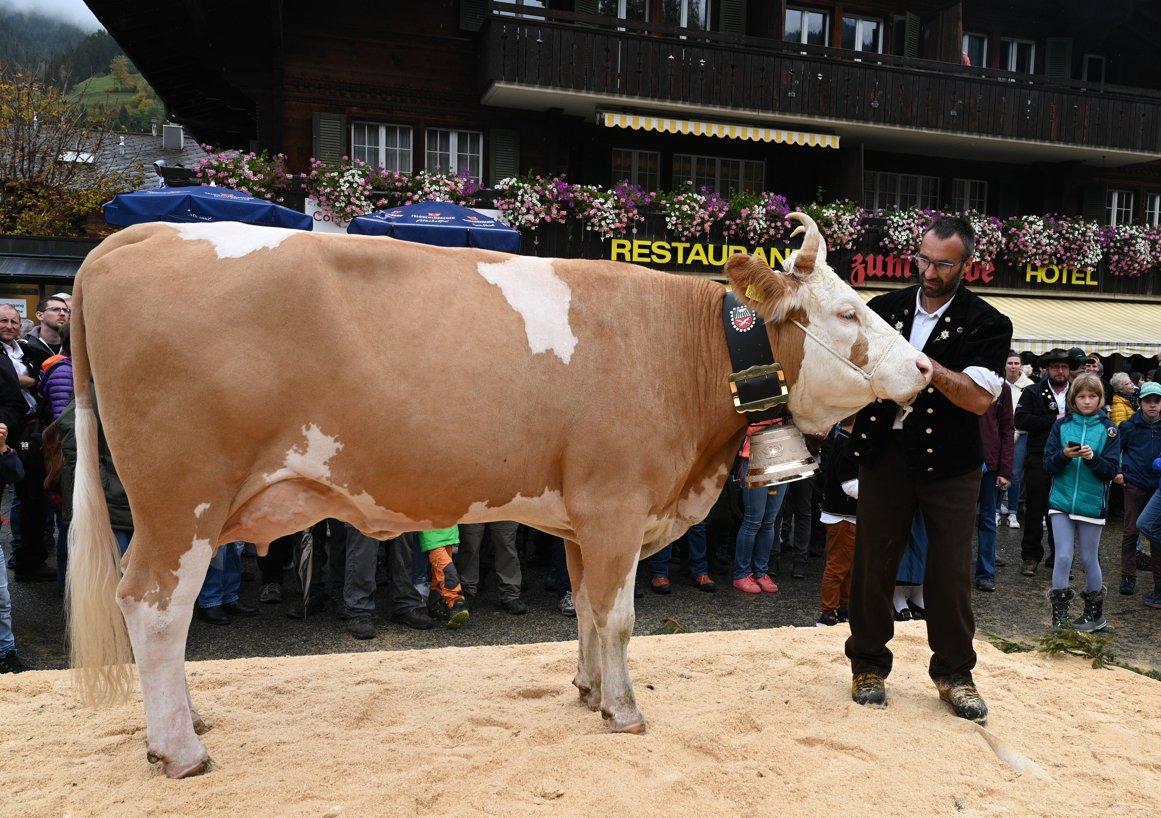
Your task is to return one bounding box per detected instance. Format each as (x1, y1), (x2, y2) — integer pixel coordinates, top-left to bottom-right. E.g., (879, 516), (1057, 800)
(722, 291), (789, 421)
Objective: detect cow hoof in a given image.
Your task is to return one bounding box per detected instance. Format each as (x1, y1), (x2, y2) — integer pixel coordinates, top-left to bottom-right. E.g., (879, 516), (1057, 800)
(192, 717), (210, 736)
(146, 750), (162, 765)
(578, 687), (602, 712)
(607, 715), (647, 735)
(166, 755), (213, 779)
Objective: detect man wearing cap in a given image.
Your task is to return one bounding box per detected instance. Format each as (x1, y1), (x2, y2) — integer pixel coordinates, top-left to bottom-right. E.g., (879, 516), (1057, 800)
(1014, 348), (1072, 576)
(1114, 381), (1161, 601)
(846, 216), (1012, 725)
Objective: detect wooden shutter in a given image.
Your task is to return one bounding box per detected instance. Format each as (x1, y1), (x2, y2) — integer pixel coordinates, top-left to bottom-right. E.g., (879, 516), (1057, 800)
(488, 128), (520, 183)
(575, 0), (598, 15)
(718, 0), (747, 35)
(1081, 184), (1107, 223)
(903, 12), (920, 58)
(312, 112), (346, 163)
(460, 0), (487, 32)
(1045, 38), (1073, 80)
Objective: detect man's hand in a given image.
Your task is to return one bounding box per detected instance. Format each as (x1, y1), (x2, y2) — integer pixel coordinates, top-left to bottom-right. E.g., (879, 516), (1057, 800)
(17, 374), (34, 389)
(1114, 474), (1125, 486)
(929, 359), (994, 415)
(996, 475), (1010, 489)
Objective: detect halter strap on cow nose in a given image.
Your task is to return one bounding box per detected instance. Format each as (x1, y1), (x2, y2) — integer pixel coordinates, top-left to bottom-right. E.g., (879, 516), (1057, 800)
(774, 316), (892, 383)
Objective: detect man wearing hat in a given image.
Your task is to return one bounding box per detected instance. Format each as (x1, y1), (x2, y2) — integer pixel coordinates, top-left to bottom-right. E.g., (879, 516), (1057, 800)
(1014, 348), (1073, 575)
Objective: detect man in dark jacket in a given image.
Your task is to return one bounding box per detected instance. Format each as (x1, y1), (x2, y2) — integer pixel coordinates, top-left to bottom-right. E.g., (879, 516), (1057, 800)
(975, 383), (1014, 592)
(1014, 349), (1072, 576)
(846, 216), (1012, 725)
(1115, 382), (1161, 596)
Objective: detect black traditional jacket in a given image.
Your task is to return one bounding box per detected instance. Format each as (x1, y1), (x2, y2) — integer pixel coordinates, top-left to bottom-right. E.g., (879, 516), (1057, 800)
(850, 284), (1013, 481)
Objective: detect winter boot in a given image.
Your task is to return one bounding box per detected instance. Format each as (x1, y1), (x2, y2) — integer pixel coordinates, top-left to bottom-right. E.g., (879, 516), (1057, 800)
(1073, 586), (1108, 632)
(1048, 588), (1074, 630)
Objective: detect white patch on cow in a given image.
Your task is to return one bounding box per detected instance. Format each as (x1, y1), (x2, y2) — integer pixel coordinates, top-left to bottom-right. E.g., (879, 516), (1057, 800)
(172, 222), (297, 259)
(476, 257), (578, 364)
(676, 464), (729, 523)
(193, 503), (210, 519)
(462, 489), (569, 533)
(264, 424), (343, 484)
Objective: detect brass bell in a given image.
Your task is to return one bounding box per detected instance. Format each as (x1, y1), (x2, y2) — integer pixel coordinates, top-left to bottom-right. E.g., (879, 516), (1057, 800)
(745, 424), (819, 488)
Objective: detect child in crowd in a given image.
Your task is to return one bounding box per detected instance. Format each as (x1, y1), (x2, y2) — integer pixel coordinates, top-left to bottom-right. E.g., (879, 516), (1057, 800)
(419, 526), (470, 629)
(0, 422), (29, 672)
(1044, 373), (1121, 631)
(817, 417), (857, 626)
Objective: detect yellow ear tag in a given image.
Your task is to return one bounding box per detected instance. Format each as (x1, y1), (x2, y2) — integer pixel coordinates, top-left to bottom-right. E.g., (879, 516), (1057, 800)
(745, 283), (766, 303)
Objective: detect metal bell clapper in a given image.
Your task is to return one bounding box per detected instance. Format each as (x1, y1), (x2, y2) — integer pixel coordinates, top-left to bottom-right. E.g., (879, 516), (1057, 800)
(745, 424), (819, 488)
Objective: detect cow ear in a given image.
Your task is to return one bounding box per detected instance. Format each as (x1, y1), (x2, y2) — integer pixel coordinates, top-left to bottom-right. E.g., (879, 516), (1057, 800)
(725, 253), (801, 322)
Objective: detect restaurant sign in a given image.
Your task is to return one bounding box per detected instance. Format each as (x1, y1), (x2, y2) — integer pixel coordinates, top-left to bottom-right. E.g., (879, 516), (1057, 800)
(609, 239), (791, 267)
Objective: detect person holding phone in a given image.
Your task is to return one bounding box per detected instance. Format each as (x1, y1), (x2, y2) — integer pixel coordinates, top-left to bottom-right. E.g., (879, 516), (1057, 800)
(1043, 373), (1121, 631)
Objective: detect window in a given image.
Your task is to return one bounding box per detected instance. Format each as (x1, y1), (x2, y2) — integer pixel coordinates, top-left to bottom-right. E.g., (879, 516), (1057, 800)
(962, 33), (987, 68)
(612, 149), (660, 191)
(661, 0), (709, 30)
(784, 7), (828, 46)
(1107, 189), (1134, 226)
(953, 179), (988, 212)
(862, 171), (939, 211)
(1082, 54), (1106, 83)
(425, 129), (483, 181)
(841, 15), (882, 53)
(351, 122), (412, 173)
(598, 0), (648, 22)
(1147, 193), (1161, 227)
(1002, 38), (1036, 73)
(673, 154), (764, 196)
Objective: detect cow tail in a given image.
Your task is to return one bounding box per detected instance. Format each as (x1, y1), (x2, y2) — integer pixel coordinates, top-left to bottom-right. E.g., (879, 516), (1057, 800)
(65, 271), (134, 706)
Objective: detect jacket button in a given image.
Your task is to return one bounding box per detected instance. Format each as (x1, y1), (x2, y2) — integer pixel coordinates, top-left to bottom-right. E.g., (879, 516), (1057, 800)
(927, 448), (933, 453)
(860, 433), (867, 438)
(853, 451), (860, 456)
(927, 387), (935, 394)
(926, 428), (933, 434)
(927, 408), (934, 414)
(927, 467), (934, 472)
(870, 416), (876, 422)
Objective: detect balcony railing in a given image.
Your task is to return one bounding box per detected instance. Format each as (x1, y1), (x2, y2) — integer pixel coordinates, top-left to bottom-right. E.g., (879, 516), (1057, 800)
(482, 3), (1161, 155)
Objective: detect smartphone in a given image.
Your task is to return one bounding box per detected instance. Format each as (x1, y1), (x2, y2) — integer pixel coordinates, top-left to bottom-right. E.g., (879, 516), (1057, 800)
(1067, 440), (1081, 449)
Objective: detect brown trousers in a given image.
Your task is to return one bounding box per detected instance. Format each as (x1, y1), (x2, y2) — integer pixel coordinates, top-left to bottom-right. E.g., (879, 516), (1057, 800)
(1122, 484), (1157, 578)
(820, 520), (856, 613)
(845, 435), (982, 680)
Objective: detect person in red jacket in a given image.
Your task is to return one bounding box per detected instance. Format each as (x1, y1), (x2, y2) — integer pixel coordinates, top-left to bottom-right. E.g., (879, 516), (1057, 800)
(976, 382), (1014, 592)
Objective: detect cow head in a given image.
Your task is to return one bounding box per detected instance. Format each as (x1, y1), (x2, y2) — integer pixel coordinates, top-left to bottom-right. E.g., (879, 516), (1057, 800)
(724, 212), (931, 434)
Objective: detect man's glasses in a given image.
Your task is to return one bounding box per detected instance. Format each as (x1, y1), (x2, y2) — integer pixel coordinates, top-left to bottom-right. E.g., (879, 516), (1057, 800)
(912, 254), (966, 272)
(43, 307), (70, 314)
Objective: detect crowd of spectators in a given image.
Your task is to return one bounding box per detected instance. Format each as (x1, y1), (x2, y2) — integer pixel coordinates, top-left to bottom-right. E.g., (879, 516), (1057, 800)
(0, 294), (1158, 676)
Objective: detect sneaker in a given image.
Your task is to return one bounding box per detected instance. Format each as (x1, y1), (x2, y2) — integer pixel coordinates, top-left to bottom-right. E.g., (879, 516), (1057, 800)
(816, 610), (839, 627)
(196, 605), (230, 626)
(223, 601), (258, 617)
(1021, 561), (1037, 577)
(994, 557), (1008, 568)
(559, 591), (576, 617)
(732, 575), (762, 594)
(693, 574), (716, 592)
(1007, 514), (1020, 529)
(851, 673), (887, 706)
(933, 675), (988, 724)
(1119, 576), (1136, 596)
(446, 599), (470, 629)
(259, 582), (283, 603)
(754, 574), (779, 593)
(391, 608), (434, 630)
(791, 562), (806, 580)
(0, 650), (29, 673)
(499, 597), (529, 615)
(975, 578), (996, 592)
(649, 576), (671, 595)
(836, 608), (849, 622)
(1144, 586), (1161, 609)
(999, 503), (1009, 516)
(347, 615), (376, 640)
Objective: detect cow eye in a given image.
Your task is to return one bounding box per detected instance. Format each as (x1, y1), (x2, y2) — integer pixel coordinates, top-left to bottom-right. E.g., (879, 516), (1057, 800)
(839, 309), (857, 321)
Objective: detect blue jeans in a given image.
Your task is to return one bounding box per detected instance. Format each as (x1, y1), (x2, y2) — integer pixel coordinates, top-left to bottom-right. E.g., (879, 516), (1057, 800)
(896, 513), (928, 585)
(549, 537), (572, 593)
(197, 541), (243, 608)
(734, 483), (787, 580)
(0, 552), (14, 654)
(686, 522), (708, 577)
(976, 466), (999, 583)
(647, 545), (671, 578)
(114, 529), (131, 555)
(1002, 434), (1027, 514)
(1138, 487), (1161, 547)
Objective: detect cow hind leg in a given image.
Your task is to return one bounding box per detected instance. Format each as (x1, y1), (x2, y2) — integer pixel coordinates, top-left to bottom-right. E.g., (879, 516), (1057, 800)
(117, 535), (214, 778)
(577, 525), (646, 734)
(565, 540), (600, 710)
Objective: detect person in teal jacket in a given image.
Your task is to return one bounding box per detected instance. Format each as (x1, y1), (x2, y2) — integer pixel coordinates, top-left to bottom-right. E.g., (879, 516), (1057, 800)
(1043, 374), (1121, 632)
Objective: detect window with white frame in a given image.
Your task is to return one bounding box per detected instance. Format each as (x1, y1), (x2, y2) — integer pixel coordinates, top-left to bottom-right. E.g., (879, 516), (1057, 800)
(598, 0), (648, 22)
(351, 122), (412, 173)
(599, 0), (707, 28)
(863, 171), (939, 211)
(612, 148), (660, 191)
(962, 33), (987, 68)
(1147, 193), (1161, 227)
(1002, 38), (1036, 73)
(1107, 189), (1134, 226)
(673, 154), (764, 195)
(784, 7), (828, 46)
(953, 179), (987, 212)
(425, 128), (483, 181)
(841, 15), (882, 53)
(1082, 54), (1105, 83)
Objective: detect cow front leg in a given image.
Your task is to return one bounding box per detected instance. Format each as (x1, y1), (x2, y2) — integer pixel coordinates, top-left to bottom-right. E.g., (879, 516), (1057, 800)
(582, 544), (645, 734)
(117, 541), (213, 778)
(565, 540), (600, 710)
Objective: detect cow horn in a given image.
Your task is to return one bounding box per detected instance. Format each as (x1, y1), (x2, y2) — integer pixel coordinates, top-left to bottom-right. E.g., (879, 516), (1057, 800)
(785, 211), (827, 276)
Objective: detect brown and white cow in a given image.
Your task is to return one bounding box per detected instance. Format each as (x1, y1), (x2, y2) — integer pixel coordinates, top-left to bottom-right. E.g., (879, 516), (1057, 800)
(66, 213), (930, 777)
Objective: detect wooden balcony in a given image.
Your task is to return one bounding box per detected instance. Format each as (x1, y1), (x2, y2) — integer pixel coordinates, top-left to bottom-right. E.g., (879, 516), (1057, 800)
(481, 4), (1161, 162)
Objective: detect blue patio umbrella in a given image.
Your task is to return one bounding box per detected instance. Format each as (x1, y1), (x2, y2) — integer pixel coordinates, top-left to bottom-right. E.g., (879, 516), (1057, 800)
(103, 185), (313, 231)
(346, 200), (520, 252)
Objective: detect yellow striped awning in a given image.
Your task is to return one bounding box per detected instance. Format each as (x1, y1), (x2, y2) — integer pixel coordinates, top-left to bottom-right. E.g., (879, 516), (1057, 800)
(859, 290), (1160, 357)
(599, 112), (840, 149)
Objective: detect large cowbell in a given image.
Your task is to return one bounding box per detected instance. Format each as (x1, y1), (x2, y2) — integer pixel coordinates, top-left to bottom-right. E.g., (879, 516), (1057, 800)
(744, 424), (819, 488)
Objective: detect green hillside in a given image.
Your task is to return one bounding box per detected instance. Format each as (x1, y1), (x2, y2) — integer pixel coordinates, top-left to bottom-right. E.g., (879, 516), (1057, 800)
(70, 72), (137, 107)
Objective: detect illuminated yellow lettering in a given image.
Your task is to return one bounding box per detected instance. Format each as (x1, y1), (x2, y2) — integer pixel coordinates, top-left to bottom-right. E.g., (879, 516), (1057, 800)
(611, 239), (631, 262)
(707, 244), (729, 266)
(751, 247), (768, 265)
(632, 240), (649, 264)
(727, 245), (748, 259)
(1024, 263), (1042, 284)
(652, 241), (672, 265)
(1084, 268), (1097, 286)
(673, 242), (689, 264)
(768, 246), (789, 267)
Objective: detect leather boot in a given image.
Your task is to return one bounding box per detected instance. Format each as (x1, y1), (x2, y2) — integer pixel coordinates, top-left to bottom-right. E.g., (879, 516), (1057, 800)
(1048, 588), (1074, 630)
(1073, 586), (1107, 632)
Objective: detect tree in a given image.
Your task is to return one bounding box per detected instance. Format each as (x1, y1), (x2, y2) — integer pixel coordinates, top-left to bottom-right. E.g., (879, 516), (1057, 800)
(109, 55), (134, 92)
